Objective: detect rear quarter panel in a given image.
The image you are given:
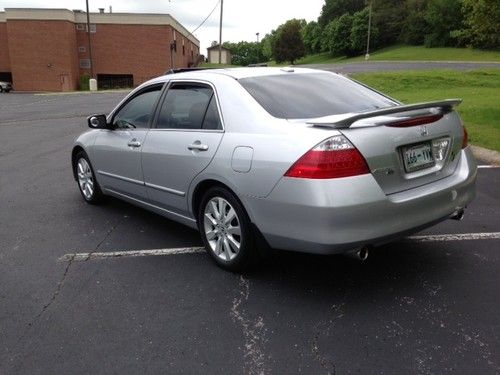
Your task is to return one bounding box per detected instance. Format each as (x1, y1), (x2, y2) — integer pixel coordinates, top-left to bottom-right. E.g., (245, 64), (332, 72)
(187, 74), (342, 204)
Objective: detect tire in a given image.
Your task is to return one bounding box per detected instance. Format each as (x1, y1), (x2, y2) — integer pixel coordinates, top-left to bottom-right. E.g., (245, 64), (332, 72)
(198, 186), (259, 272)
(0, 87), (3, 93)
(74, 151), (104, 204)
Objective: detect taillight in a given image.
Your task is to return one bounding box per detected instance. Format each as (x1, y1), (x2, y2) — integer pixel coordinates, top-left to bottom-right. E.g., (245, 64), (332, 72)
(462, 126), (468, 149)
(386, 114), (443, 128)
(285, 135), (370, 179)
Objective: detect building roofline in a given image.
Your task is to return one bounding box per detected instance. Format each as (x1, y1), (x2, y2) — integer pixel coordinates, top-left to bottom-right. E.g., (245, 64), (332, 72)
(207, 45), (231, 51)
(2, 8), (199, 45)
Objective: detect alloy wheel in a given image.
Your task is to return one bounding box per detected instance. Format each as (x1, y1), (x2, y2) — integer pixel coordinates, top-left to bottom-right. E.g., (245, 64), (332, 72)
(77, 158), (95, 200)
(203, 197), (242, 261)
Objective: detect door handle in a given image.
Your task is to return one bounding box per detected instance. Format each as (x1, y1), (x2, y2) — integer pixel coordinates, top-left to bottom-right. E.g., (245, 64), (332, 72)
(127, 139), (141, 148)
(187, 142), (209, 151)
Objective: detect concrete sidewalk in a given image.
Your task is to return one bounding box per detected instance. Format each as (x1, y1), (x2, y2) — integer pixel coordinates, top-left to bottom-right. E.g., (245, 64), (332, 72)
(471, 145), (500, 166)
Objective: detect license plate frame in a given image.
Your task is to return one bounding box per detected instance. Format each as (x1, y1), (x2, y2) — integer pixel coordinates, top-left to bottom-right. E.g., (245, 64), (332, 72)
(401, 141), (435, 173)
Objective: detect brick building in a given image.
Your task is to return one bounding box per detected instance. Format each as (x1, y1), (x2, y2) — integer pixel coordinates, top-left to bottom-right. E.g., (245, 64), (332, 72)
(0, 8), (200, 91)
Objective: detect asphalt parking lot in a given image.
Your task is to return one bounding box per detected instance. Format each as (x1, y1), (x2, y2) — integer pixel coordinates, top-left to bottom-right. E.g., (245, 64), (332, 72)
(1, 92), (499, 374)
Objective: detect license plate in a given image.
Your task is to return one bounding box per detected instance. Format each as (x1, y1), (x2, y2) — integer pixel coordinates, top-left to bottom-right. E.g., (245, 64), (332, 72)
(402, 142), (435, 173)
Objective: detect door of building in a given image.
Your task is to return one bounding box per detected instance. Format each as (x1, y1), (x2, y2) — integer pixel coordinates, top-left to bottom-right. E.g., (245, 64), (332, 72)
(60, 74), (71, 92)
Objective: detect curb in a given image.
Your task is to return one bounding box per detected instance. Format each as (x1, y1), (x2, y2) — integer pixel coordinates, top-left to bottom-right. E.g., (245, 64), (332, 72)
(471, 145), (500, 166)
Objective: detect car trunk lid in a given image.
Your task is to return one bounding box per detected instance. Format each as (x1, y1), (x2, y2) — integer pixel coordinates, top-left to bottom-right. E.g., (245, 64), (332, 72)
(307, 100), (465, 195)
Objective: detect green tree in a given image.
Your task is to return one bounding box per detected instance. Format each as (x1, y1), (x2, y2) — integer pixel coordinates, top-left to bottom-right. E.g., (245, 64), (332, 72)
(223, 41), (264, 66)
(318, 0), (365, 26)
(260, 32), (275, 61)
(372, 0), (405, 47)
(400, 0), (429, 45)
(350, 8), (379, 54)
(424, 0), (463, 47)
(321, 18), (337, 53)
(322, 13), (354, 56)
(302, 21), (323, 54)
(457, 0), (500, 49)
(272, 19), (307, 64)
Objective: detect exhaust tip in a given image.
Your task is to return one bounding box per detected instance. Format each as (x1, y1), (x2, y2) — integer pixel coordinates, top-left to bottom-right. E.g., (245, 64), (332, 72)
(345, 246), (370, 261)
(358, 247), (369, 261)
(450, 209), (465, 221)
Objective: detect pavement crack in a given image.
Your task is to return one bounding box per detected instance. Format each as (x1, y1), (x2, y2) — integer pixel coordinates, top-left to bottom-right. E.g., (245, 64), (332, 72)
(84, 224), (118, 261)
(28, 224), (116, 325)
(230, 275), (268, 375)
(3, 223), (119, 367)
(2, 254), (77, 369)
(310, 303), (346, 375)
(29, 254), (76, 325)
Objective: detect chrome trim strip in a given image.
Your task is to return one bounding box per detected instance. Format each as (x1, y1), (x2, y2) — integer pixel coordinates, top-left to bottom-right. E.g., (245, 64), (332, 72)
(97, 170), (144, 186)
(145, 182), (185, 197)
(97, 171), (186, 197)
(104, 188), (196, 223)
(147, 128), (224, 134)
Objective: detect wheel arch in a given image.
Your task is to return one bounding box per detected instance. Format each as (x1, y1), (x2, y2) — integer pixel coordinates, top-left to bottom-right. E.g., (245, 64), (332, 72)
(192, 179), (230, 220)
(191, 178), (272, 258)
(191, 178), (255, 224)
(71, 145), (85, 180)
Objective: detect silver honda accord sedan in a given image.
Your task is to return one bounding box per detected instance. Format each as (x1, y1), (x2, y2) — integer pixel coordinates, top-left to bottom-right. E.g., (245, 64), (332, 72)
(72, 67), (476, 271)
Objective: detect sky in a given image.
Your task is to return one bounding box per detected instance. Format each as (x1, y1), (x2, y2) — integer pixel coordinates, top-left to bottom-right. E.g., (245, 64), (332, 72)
(1, 0), (325, 54)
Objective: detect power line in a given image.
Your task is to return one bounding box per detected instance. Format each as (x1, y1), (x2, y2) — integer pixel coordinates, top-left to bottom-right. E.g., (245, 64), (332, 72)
(189, 0), (221, 35)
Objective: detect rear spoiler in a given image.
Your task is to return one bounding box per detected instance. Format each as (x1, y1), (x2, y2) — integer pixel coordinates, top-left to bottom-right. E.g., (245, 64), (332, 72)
(307, 99), (462, 129)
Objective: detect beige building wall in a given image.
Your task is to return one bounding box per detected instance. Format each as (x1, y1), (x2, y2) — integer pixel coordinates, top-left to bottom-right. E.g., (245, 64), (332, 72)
(208, 49), (231, 65)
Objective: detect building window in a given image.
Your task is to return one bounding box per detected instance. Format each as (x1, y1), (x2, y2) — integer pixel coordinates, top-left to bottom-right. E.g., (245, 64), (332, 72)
(78, 46), (86, 53)
(85, 24), (97, 33)
(183, 45), (185, 55)
(76, 24), (84, 30)
(80, 59), (91, 69)
(97, 74), (134, 90)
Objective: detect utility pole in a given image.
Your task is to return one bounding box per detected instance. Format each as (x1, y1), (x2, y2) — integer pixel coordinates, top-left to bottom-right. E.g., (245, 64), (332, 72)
(256, 32), (260, 43)
(85, 0), (94, 77)
(218, 0), (223, 64)
(365, 0), (372, 61)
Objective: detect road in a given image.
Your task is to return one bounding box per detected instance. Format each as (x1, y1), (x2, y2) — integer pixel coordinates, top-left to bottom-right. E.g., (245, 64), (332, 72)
(1, 92), (499, 374)
(307, 61), (500, 74)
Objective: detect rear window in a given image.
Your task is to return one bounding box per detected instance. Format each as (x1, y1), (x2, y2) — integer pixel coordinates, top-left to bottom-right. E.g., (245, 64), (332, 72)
(239, 73), (397, 119)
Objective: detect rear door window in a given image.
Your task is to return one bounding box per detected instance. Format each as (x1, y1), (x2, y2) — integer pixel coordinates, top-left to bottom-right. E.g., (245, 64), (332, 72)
(202, 95), (223, 130)
(155, 83), (222, 130)
(239, 73), (397, 119)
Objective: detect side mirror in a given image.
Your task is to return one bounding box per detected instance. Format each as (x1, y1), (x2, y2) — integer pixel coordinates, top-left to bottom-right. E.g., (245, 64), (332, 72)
(87, 114), (110, 129)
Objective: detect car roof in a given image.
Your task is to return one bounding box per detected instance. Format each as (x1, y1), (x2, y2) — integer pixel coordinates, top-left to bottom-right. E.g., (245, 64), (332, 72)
(139, 67), (339, 91)
(201, 67), (325, 79)
(158, 67), (330, 81)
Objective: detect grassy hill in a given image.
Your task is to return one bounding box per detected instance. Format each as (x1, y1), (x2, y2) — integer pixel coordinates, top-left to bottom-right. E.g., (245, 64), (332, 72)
(352, 69), (500, 151)
(296, 45), (500, 65)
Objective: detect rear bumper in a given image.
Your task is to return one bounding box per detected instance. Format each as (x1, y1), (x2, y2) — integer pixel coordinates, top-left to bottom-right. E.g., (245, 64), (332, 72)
(246, 148), (477, 254)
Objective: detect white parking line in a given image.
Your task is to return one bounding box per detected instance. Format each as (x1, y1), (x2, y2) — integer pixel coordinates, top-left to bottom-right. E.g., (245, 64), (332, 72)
(59, 232), (500, 262)
(406, 232), (500, 242)
(478, 165), (499, 169)
(59, 246), (205, 262)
